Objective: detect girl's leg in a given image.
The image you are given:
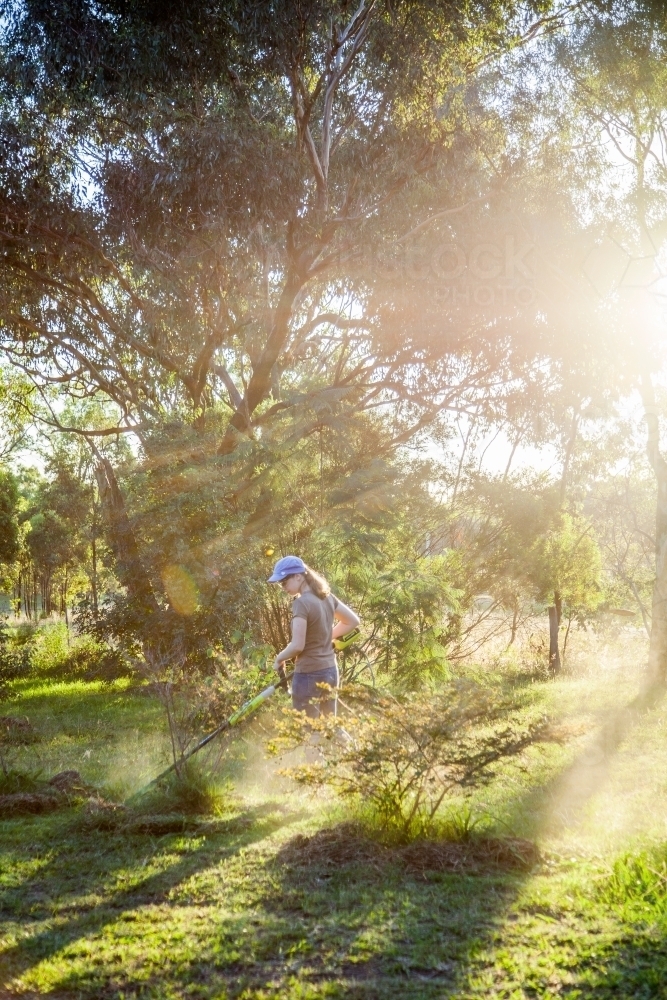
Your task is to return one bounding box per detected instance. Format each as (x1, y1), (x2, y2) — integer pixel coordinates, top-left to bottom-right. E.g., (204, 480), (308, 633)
(318, 666), (339, 717)
(291, 672), (317, 716)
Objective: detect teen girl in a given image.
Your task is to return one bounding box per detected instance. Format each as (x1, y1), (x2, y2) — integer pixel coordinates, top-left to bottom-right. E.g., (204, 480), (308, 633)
(268, 556), (360, 717)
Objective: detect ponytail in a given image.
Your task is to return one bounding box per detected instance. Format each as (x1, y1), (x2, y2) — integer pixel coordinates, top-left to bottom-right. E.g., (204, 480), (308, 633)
(303, 564), (331, 599)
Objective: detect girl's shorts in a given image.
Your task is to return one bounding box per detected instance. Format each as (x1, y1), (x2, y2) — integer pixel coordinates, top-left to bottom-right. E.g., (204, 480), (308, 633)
(291, 666), (339, 718)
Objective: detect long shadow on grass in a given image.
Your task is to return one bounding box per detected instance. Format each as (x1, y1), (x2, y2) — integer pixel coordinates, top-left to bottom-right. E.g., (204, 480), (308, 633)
(0, 802), (304, 985)
(258, 678), (667, 999)
(163, 679), (667, 997)
(53, 842), (525, 1000)
(435, 678), (667, 997)
(255, 841), (523, 999)
(0, 805), (534, 999)
(6, 683), (665, 999)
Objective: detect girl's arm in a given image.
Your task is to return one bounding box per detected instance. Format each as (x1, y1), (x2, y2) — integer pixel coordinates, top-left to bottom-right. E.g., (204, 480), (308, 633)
(332, 600), (360, 640)
(273, 617), (307, 672)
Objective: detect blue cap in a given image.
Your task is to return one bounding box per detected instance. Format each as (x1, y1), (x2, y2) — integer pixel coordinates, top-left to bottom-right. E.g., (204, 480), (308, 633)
(267, 555), (307, 583)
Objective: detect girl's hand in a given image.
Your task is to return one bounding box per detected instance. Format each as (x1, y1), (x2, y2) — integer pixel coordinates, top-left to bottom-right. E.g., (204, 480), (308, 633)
(272, 657), (283, 674)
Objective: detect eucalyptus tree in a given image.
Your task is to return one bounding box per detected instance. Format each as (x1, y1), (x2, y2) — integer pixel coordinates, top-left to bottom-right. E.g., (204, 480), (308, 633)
(0, 3), (585, 427)
(0, 0), (597, 666)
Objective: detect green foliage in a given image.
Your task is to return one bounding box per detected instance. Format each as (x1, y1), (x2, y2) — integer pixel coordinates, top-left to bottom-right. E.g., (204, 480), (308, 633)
(601, 850), (667, 914)
(0, 0), (570, 688)
(530, 513), (603, 614)
(1, 446), (115, 620)
(586, 463), (655, 624)
(0, 469), (19, 566)
(280, 458), (468, 685)
(140, 762), (229, 817)
(458, 476), (604, 622)
(0, 618), (130, 686)
(82, 435), (468, 692)
(359, 555), (462, 686)
(0, 0), (542, 438)
(270, 680), (548, 844)
(50, 641), (130, 682)
(0, 767), (42, 795)
(0, 365), (37, 457)
(26, 620), (70, 674)
(0, 619), (31, 686)
(461, 476), (560, 600)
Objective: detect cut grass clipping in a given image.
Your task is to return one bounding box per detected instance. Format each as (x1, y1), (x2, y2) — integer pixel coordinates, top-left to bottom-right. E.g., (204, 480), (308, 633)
(278, 821), (540, 876)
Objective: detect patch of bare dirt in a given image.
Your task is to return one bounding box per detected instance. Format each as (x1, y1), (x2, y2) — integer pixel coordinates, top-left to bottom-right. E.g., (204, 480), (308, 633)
(0, 770), (99, 817)
(48, 769), (96, 794)
(0, 791), (62, 816)
(277, 822), (540, 875)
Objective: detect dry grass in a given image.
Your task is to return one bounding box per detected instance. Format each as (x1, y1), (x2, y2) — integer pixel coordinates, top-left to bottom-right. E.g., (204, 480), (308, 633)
(472, 616), (649, 678)
(277, 821), (540, 875)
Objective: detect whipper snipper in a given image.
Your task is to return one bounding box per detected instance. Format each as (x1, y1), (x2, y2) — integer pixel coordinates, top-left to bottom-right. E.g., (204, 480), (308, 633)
(125, 668), (289, 804)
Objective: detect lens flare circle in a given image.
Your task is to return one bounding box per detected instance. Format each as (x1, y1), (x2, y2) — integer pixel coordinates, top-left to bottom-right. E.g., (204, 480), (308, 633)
(162, 563), (199, 615)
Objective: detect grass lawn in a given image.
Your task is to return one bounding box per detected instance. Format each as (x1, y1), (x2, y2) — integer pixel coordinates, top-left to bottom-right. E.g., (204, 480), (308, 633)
(2, 634), (667, 998)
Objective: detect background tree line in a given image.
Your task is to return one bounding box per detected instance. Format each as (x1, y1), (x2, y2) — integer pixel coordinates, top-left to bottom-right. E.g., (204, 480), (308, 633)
(0, 0), (665, 698)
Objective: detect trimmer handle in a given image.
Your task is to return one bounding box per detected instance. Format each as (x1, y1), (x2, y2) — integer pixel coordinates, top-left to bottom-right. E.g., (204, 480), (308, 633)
(276, 665), (288, 689)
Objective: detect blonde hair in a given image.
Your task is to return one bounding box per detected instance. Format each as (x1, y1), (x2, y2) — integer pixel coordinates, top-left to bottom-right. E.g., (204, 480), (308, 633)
(303, 564), (331, 599)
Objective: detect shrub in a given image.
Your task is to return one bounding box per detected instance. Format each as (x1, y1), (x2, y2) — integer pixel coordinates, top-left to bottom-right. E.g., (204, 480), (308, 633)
(139, 762), (229, 816)
(0, 643), (31, 685)
(360, 555), (463, 687)
(45, 639), (132, 682)
(269, 680), (548, 844)
(0, 620), (32, 690)
(27, 620), (70, 673)
(137, 646), (270, 769)
(0, 618), (133, 683)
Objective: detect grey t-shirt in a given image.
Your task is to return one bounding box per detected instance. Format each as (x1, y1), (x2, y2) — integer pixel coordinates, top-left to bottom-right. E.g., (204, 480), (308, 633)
(291, 591), (340, 673)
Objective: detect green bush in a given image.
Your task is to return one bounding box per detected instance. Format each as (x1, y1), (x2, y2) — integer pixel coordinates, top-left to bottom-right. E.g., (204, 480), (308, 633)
(28, 620), (70, 673)
(12, 621), (38, 647)
(0, 618), (132, 685)
(0, 619), (32, 688)
(270, 681), (548, 844)
(0, 643), (31, 684)
(139, 762), (229, 816)
(45, 639), (132, 682)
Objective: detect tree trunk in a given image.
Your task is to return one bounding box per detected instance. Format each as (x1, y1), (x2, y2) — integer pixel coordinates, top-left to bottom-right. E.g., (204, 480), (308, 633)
(91, 533), (98, 614)
(508, 599), (519, 646)
(640, 373), (667, 682)
(562, 611), (574, 665)
(549, 405), (578, 674)
(94, 457), (159, 616)
(554, 590), (562, 627)
(63, 565), (69, 637)
(548, 605), (561, 673)
(217, 270), (305, 455)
